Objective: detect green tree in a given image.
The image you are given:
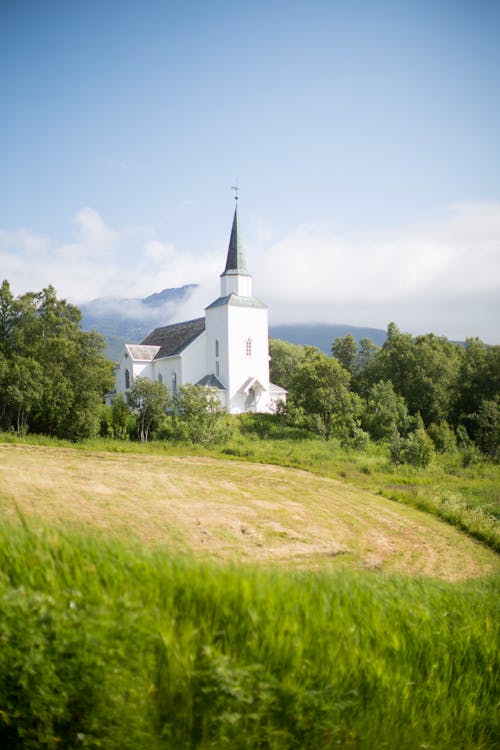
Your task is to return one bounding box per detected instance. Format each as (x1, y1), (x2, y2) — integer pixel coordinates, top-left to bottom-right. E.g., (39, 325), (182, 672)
(453, 339), (500, 446)
(380, 324), (461, 426)
(473, 398), (499, 460)
(352, 337), (382, 396)
(0, 283), (113, 440)
(127, 378), (171, 442)
(331, 333), (357, 374)
(362, 380), (409, 441)
(269, 339), (305, 391)
(111, 395), (132, 440)
(3, 356), (43, 436)
(289, 349), (359, 440)
(172, 384), (228, 445)
(0, 280), (17, 356)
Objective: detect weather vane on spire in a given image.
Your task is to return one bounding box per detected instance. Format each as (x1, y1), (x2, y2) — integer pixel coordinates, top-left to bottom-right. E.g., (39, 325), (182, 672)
(230, 183), (239, 202)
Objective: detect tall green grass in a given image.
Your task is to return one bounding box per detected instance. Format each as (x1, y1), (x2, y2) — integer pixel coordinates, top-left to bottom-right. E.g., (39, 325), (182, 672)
(0, 519), (498, 749)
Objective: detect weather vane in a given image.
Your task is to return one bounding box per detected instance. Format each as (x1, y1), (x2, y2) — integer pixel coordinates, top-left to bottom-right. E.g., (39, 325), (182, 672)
(230, 184), (239, 202)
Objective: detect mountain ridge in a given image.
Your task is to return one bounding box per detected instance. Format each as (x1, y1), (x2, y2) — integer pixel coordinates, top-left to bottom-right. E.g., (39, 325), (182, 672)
(80, 286), (387, 360)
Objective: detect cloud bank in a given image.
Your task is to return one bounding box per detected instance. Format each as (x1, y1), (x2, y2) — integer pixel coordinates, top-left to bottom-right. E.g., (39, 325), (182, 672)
(1, 202), (499, 343)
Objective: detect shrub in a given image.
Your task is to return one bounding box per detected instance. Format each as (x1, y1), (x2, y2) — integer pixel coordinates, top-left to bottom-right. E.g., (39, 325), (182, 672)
(427, 421), (457, 453)
(401, 427), (435, 467)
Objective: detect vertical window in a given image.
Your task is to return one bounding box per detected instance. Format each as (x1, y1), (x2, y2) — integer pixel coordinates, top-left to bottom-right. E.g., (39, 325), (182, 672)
(215, 339), (219, 358)
(172, 371), (177, 396)
(158, 373), (163, 385)
(216, 361), (220, 377)
(246, 337), (252, 357)
(125, 368), (130, 389)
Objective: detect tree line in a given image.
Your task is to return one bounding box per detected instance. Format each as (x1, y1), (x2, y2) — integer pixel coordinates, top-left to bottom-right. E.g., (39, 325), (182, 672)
(270, 324), (499, 463)
(1, 281), (498, 462)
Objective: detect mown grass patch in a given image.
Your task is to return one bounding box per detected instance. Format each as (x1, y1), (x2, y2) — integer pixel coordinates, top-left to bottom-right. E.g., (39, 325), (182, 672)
(0, 520), (498, 749)
(2, 430), (499, 552)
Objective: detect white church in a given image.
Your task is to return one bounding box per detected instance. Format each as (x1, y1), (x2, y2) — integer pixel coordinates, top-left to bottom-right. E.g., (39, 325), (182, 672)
(109, 203), (287, 413)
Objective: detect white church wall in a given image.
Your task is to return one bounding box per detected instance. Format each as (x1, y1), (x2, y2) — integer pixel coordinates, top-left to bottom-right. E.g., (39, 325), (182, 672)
(178, 332), (207, 386)
(205, 305), (229, 386)
(220, 273), (252, 297)
(226, 305), (270, 412)
(152, 355), (182, 396)
(131, 361), (155, 381)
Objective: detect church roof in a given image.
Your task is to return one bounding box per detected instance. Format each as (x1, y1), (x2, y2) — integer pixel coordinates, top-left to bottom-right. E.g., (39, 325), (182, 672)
(269, 382), (288, 394)
(196, 374), (227, 390)
(206, 293), (267, 310)
(141, 317), (205, 358)
(222, 205), (249, 276)
(125, 344), (160, 361)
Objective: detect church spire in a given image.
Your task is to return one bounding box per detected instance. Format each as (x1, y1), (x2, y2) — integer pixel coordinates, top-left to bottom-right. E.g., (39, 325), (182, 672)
(219, 198), (252, 297)
(223, 202), (248, 275)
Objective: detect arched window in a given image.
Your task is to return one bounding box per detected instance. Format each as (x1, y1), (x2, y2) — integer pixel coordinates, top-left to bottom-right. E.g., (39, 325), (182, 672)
(245, 338), (252, 357)
(125, 368), (130, 389)
(158, 373), (163, 385)
(172, 371), (177, 396)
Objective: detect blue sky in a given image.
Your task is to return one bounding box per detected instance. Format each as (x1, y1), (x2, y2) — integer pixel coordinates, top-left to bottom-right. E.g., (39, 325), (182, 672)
(1, 0), (499, 342)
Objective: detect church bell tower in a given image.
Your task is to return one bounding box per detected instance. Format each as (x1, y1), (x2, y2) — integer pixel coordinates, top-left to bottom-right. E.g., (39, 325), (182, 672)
(205, 201), (270, 412)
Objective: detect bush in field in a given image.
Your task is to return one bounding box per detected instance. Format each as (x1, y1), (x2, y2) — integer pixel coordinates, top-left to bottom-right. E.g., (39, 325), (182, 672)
(390, 423), (435, 467)
(427, 421), (457, 453)
(100, 397), (133, 440)
(401, 426), (435, 467)
(172, 384), (230, 445)
(127, 377), (171, 442)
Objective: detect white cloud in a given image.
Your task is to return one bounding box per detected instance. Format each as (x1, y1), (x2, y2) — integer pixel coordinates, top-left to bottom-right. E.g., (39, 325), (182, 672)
(1, 202), (499, 343)
(255, 202), (500, 343)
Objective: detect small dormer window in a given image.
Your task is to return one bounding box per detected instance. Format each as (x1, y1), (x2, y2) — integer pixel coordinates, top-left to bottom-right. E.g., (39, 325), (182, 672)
(246, 338), (252, 357)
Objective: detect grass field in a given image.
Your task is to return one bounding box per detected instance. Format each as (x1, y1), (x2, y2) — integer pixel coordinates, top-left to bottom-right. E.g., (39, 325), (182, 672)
(0, 436), (498, 748)
(0, 442), (497, 580)
(0, 521), (498, 749)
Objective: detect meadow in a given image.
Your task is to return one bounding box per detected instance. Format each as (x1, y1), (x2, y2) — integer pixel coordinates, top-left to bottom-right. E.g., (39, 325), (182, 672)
(0, 521), (498, 750)
(0, 431), (499, 748)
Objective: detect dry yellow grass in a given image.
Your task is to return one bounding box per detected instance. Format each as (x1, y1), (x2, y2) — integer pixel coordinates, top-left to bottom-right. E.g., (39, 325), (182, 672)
(0, 443), (497, 580)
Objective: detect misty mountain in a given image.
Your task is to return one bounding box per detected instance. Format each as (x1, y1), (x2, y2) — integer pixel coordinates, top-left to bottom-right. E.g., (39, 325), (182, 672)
(80, 285), (198, 356)
(80, 285), (387, 360)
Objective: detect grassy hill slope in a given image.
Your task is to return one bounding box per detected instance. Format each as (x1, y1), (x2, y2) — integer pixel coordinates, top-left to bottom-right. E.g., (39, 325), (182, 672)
(0, 443), (497, 580)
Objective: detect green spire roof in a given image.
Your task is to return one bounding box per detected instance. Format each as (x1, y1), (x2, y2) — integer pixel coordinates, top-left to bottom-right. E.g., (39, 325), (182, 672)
(223, 204), (248, 274)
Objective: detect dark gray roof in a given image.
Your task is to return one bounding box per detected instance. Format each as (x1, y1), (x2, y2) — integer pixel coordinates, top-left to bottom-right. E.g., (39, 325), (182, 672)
(222, 205), (248, 275)
(141, 317), (205, 358)
(206, 293), (267, 311)
(196, 374), (227, 390)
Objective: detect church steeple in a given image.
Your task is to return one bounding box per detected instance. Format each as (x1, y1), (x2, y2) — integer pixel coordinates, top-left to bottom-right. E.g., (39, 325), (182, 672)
(220, 202), (252, 297)
(223, 204), (248, 275)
